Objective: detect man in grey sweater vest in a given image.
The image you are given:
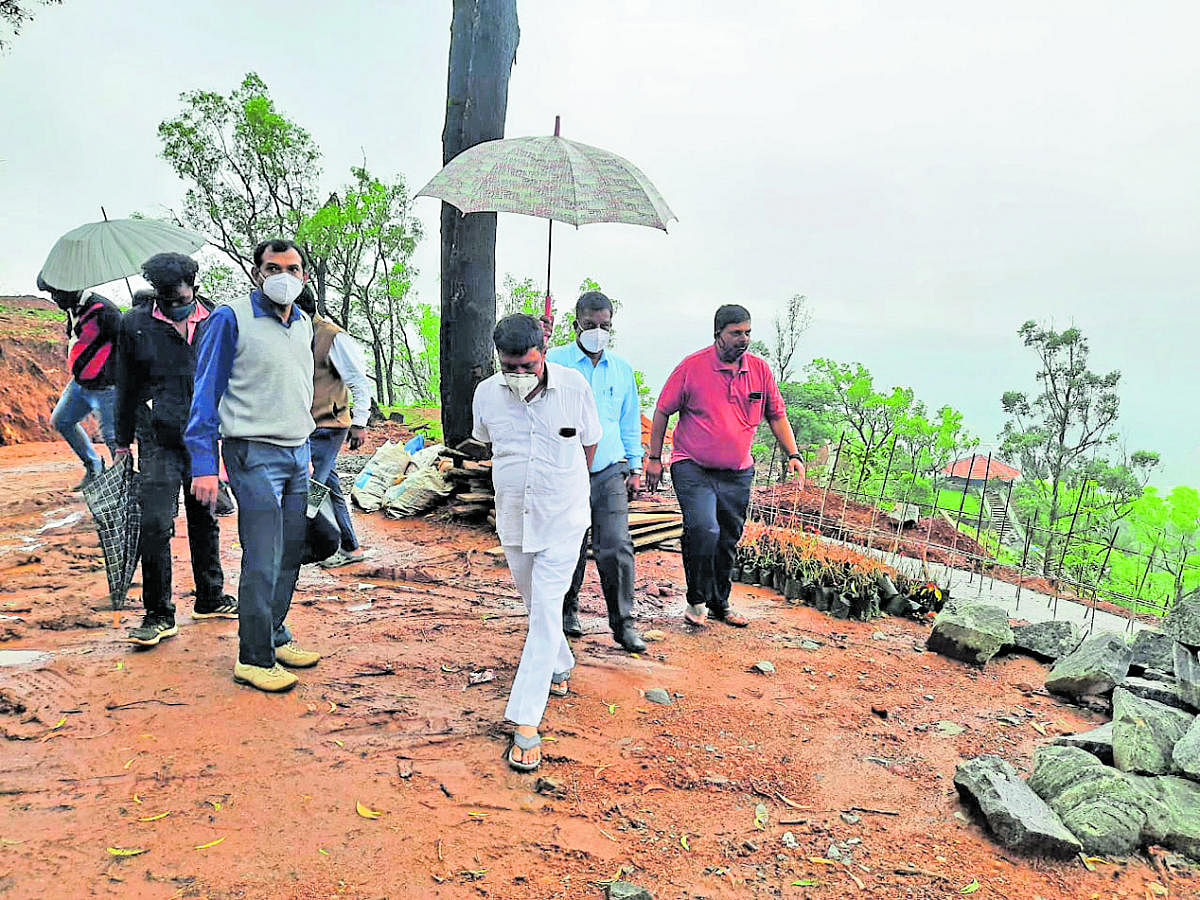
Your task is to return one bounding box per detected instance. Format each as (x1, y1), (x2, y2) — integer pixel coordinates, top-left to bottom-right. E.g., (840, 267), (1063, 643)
(185, 239), (321, 693)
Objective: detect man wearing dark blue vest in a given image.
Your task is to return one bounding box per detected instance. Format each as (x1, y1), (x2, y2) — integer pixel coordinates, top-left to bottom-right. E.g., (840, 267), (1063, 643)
(185, 239), (320, 693)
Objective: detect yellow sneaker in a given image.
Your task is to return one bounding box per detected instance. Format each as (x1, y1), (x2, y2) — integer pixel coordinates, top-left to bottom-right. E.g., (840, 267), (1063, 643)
(274, 641), (320, 668)
(233, 662), (298, 692)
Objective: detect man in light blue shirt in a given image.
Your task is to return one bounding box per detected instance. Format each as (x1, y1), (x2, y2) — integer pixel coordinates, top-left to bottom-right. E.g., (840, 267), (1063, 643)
(546, 291), (646, 653)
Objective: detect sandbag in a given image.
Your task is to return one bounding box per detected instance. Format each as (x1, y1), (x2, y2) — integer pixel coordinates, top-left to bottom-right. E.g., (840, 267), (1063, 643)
(350, 441), (412, 512)
(382, 446), (451, 517)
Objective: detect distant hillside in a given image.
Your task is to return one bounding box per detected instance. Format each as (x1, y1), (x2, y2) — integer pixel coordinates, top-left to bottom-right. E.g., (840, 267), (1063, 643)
(0, 296), (71, 445)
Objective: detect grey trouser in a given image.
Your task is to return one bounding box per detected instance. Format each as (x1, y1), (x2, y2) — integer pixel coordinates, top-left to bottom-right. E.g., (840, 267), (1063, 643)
(562, 461), (635, 632)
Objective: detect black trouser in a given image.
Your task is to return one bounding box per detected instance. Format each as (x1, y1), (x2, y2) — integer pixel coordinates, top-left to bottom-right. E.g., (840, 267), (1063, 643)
(139, 441), (223, 618)
(670, 459), (754, 615)
(563, 461), (636, 633)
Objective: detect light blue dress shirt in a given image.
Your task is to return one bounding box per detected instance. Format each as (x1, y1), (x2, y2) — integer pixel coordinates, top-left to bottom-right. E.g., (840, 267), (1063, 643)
(546, 342), (644, 474)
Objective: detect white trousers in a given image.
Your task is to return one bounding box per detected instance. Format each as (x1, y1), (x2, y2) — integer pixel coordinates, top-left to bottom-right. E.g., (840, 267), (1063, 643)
(502, 534), (582, 728)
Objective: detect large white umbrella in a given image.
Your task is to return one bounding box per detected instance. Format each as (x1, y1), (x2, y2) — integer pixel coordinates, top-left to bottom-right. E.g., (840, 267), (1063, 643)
(40, 215), (206, 291)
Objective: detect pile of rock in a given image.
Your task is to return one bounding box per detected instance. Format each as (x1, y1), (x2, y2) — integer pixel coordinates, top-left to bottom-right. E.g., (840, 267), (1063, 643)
(953, 589), (1200, 861)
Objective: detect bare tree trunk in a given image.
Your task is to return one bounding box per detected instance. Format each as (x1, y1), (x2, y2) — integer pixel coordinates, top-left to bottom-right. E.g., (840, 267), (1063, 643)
(438, 0), (520, 446)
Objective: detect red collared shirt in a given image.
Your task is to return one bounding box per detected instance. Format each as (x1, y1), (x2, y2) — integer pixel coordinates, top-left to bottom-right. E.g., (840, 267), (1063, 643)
(151, 300), (210, 344)
(656, 345), (785, 470)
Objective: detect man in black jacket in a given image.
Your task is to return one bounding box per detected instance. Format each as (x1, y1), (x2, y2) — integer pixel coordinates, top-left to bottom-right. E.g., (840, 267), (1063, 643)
(115, 253), (237, 648)
(38, 273), (122, 491)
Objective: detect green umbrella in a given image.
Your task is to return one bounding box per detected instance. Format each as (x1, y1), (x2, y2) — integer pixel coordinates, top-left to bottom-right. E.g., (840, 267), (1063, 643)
(40, 215), (206, 291)
(417, 117), (676, 314)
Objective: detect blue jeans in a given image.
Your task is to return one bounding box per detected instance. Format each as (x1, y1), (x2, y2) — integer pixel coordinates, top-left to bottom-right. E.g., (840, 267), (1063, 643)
(52, 380), (116, 473)
(222, 438), (309, 667)
(308, 427), (359, 552)
(670, 460), (754, 615)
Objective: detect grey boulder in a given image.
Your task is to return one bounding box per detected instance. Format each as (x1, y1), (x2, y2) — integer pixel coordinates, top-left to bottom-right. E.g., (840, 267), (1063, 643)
(1010, 620), (1083, 661)
(1164, 588), (1200, 648)
(927, 603), (1014, 666)
(953, 755), (1081, 858)
(607, 882), (653, 900)
(1125, 774), (1200, 859)
(1112, 687), (1194, 775)
(1176, 643), (1200, 711)
(1171, 715), (1200, 781)
(1029, 745), (1166, 855)
(1130, 629), (1176, 675)
(1119, 676), (1191, 711)
(1045, 631), (1132, 698)
(1051, 721), (1114, 765)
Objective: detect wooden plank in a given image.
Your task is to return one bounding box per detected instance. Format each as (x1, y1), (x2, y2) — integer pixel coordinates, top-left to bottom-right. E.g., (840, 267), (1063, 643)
(456, 492), (495, 503)
(628, 513), (681, 526)
(633, 526), (683, 548)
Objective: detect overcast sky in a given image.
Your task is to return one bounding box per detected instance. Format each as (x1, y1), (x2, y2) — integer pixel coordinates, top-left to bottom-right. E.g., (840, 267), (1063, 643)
(1, 0), (1196, 486)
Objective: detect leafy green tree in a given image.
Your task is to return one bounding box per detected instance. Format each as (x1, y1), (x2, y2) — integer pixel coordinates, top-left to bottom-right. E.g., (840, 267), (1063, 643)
(1000, 321), (1157, 569)
(158, 73), (323, 290)
(804, 358), (914, 484)
(298, 166), (424, 406)
(895, 403), (978, 483)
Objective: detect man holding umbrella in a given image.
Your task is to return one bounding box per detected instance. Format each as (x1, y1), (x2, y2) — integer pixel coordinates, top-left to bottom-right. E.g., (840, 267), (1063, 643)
(38, 273), (121, 490)
(545, 290), (646, 653)
(115, 253), (238, 648)
(646, 305), (805, 629)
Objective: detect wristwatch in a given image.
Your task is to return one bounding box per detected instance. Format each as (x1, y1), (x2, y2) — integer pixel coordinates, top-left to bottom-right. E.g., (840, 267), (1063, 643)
(787, 453), (803, 461)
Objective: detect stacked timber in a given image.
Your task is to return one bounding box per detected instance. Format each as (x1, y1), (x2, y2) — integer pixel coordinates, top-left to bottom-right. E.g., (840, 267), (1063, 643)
(437, 440), (496, 523)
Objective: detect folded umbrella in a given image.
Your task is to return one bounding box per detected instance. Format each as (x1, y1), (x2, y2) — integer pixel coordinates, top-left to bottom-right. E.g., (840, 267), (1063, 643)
(81, 455), (142, 610)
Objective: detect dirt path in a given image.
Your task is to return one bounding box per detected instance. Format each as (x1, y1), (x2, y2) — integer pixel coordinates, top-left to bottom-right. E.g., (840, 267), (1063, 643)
(0, 443), (1193, 899)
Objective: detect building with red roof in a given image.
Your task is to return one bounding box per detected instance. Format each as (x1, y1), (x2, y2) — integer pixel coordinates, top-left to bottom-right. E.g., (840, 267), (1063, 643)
(943, 454), (1021, 487)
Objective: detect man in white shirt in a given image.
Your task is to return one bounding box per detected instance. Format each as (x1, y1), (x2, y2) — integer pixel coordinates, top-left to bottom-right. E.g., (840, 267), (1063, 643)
(472, 314), (602, 772)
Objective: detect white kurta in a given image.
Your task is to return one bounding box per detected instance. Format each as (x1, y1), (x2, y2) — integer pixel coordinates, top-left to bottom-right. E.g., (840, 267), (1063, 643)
(472, 363), (602, 726)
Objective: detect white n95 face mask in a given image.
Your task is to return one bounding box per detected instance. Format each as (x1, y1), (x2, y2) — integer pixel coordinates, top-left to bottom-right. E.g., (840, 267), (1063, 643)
(578, 327), (610, 354)
(504, 372), (539, 400)
(262, 273), (305, 306)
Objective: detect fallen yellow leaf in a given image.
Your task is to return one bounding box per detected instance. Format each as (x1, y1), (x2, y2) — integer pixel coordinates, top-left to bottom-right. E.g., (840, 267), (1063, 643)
(808, 857), (841, 866)
(115, 661), (124, 671)
(1031, 721), (1047, 736)
(328, 701), (337, 714)
(680, 833), (690, 851)
(52, 716), (67, 729)
(318, 848), (329, 855)
(107, 846), (148, 857)
(356, 801), (382, 819)
(137, 812), (170, 822)
(332, 739), (344, 748)
(194, 836), (226, 850)
(122, 755), (138, 770)
(132, 794), (141, 804)
(467, 812), (490, 819)
(208, 799), (222, 811)
(961, 878), (981, 894)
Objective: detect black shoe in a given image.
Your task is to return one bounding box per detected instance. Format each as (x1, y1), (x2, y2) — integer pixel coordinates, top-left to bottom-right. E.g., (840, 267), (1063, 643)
(614, 623), (646, 653)
(128, 615), (178, 647)
(563, 609), (583, 637)
(194, 594), (238, 619)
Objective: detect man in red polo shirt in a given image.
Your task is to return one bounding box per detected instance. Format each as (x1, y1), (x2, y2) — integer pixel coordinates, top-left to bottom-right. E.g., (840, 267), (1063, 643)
(646, 304), (805, 627)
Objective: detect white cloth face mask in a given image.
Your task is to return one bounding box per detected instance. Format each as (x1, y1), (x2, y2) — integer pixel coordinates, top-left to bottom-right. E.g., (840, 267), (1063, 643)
(578, 327), (610, 354)
(504, 372), (539, 400)
(262, 273), (305, 306)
